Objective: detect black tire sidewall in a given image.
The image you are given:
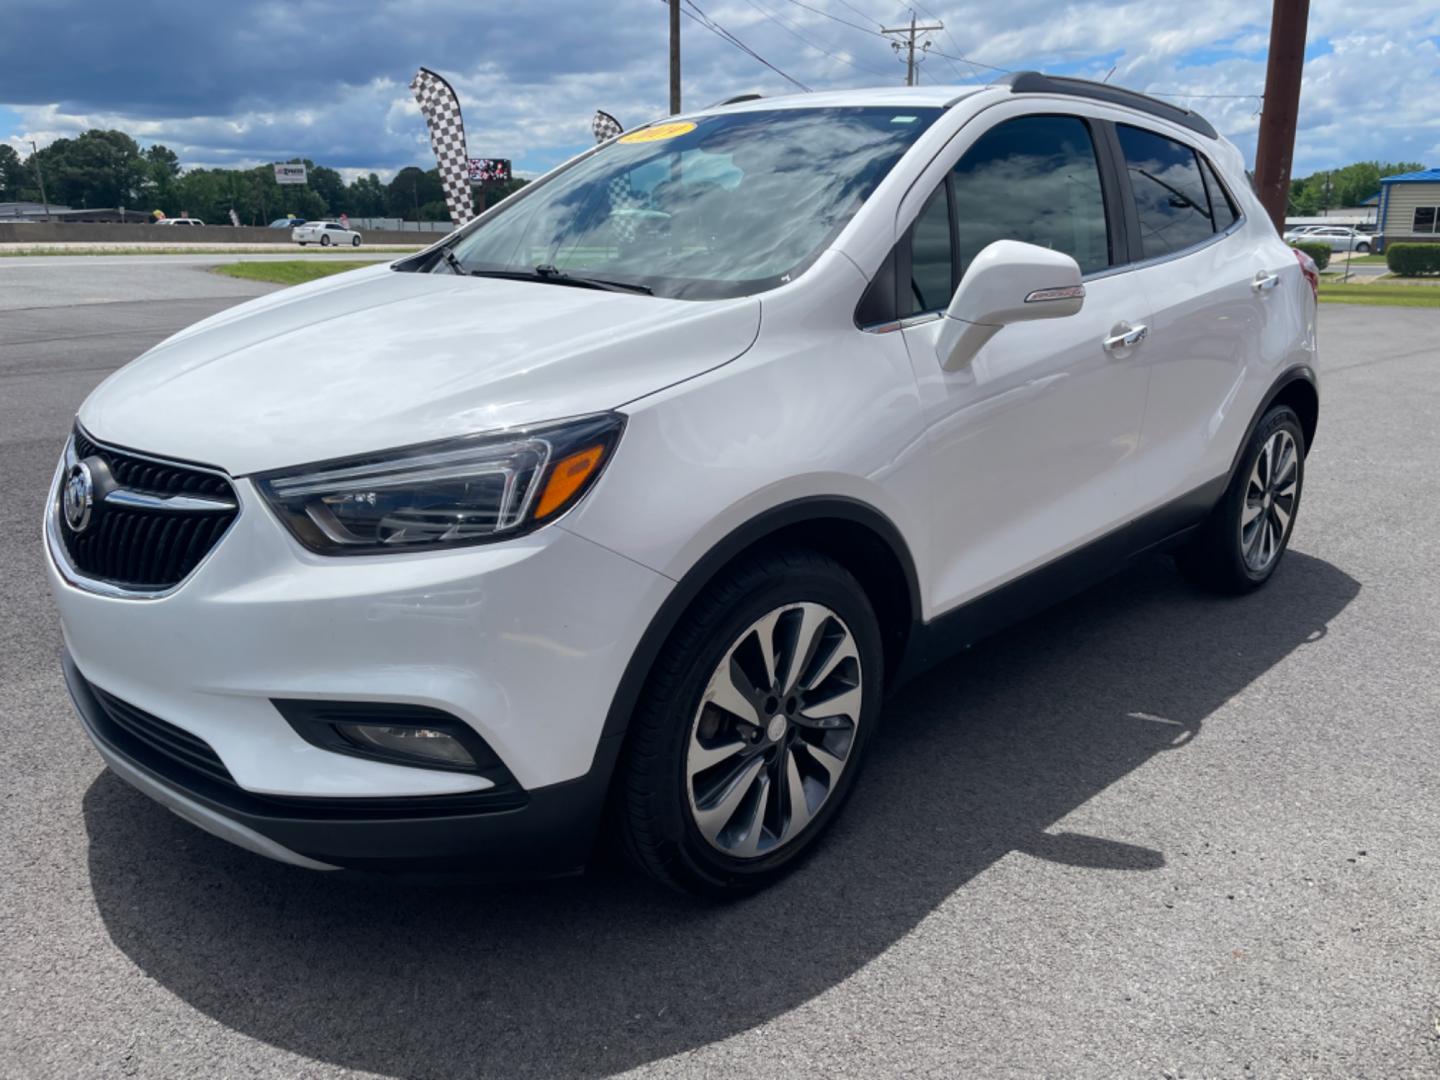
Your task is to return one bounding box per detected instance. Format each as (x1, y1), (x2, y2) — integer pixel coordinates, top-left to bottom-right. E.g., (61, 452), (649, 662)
(320, 234), (331, 246)
(1219, 406), (1305, 586)
(635, 558), (883, 893)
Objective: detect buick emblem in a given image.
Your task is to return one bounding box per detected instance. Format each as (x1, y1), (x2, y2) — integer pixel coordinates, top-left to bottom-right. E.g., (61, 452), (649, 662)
(63, 461), (95, 534)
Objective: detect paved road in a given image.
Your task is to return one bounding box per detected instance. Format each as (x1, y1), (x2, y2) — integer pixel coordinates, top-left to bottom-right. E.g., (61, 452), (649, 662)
(3, 260), (1439, 1079)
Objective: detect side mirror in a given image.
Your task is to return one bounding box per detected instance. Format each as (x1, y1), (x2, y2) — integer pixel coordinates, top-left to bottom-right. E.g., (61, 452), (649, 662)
(934, 240), (1085, 371)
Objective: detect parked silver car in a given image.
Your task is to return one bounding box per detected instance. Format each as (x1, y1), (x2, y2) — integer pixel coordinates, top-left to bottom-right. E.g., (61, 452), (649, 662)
(1296, 226), (1373, 253)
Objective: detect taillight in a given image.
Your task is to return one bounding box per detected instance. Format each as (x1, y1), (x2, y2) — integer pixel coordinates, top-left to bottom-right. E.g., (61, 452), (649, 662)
(1292, 247), (1319, 298)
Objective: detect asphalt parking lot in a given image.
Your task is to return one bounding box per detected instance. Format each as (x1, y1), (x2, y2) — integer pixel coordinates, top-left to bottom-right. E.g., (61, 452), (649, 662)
(2, 257), (1439, 1079)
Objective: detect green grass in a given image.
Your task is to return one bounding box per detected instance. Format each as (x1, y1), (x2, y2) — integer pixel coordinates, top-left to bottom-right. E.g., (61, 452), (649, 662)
(1342, 254), (1388, 265)
(210, 260), (376, 286)
(1318, 283), (1440, 308)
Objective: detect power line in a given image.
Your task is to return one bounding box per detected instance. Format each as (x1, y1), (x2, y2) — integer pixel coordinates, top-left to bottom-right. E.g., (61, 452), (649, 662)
(740, 0), (893, 78)
(779, 0), (890, 39)
(828, 0), (886, 28)
(678, 0), (812, 91)
(926, 46), (1011, 75)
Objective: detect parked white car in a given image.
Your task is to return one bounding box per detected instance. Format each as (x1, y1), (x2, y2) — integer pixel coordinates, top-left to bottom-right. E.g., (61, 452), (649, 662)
(155, 217), (205, 227)
(1294, 225), (1372, 253)
(292, 220), (362, 247)
(46, 74), (1318, 895)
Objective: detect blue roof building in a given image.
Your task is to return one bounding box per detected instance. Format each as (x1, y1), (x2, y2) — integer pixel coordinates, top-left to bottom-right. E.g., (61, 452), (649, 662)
(1377, 168), (1440, 250)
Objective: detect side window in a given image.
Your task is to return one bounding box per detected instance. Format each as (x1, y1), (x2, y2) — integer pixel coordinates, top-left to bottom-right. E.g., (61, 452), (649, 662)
(1198, 156), (1238, 231)
(950, 114), (1110, 277)
(1117, 124), (1215, 257)
(905, 183), (953, 315)
(1413, 207), (1437, 234)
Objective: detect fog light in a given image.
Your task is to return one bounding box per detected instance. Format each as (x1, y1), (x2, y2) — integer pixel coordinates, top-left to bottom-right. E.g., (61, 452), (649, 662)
(334, 723), (477, 768)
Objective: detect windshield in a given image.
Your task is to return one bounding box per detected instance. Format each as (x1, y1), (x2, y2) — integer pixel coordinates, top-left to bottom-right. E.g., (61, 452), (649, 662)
(440, 106), (941, 300)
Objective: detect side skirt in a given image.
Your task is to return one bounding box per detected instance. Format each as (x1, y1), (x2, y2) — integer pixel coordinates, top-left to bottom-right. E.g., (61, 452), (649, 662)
(895, 476), (1226, 684)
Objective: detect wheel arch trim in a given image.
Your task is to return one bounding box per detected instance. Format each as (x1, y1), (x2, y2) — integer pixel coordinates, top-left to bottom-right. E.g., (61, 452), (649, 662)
(1229, 365), (1319, 483)
(597, 496), (922, 743)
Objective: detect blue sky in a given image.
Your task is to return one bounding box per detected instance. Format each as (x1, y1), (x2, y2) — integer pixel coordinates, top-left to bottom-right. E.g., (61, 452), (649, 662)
(3, 1), (1438, 183)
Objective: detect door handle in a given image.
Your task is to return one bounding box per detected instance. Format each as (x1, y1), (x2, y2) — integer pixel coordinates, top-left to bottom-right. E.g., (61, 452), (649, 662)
(1253, 271), (1281, 292)
(1103, 324), (1148, 352)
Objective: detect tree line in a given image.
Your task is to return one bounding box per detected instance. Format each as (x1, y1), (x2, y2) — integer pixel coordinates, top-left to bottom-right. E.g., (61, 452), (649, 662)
(0, 129), (527, 223)
(1287, 160), (1425, 215)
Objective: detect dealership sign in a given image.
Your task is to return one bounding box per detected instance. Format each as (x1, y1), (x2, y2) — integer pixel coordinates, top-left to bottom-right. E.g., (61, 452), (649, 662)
(274, 163), (308, 185)
(468, 158), (512, 183)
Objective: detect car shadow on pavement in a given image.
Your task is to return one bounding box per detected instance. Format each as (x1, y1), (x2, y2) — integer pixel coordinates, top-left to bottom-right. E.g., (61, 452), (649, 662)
(83, 550), (1359, 1079)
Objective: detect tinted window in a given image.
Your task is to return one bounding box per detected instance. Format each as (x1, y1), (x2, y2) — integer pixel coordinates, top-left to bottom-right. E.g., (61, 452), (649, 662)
(1198, 156), (1238, 231)
(907, 183), (953, 314)
(950, 115), (1110, 277)
(1413, 207), (1436, 234)
(1118, 125), (1214, 257)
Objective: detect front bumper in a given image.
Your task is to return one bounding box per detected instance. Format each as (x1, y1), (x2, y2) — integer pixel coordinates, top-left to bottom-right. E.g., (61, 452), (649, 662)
(65, 649), (623, 872)
(46, 449), (673, 870)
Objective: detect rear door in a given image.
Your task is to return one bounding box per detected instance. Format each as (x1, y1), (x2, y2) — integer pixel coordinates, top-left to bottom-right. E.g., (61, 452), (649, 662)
(1116, 123), (1289, 510)
(893, 108), (1153, 612)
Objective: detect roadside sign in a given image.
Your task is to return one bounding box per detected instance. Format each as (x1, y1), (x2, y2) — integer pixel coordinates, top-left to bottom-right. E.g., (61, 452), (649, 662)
(468, 158), (512, 183)
(274, 163), (308, 185)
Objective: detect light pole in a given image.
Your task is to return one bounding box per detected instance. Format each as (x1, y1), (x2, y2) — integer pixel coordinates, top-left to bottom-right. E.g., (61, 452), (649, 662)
(29, 139), (51, 221)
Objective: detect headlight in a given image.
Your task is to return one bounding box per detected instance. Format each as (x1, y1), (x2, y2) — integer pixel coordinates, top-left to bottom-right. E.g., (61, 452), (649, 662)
(256, 412), (624, 554)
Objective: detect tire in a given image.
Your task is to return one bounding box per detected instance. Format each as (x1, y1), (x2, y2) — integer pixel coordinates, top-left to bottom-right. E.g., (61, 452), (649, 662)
(1177, 405), (1305, 594)
(351, 235), (361, 247)
(297, 241), (306, 247)
(1356, 242), (1371, 254)
(613, 548), (883, 897)
(320, 234), (331, 247)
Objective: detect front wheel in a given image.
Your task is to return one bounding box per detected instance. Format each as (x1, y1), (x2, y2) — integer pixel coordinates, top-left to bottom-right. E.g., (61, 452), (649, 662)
(1177, 405), (1305, 594)
(320, 234), (331, 247)
(613, 549), (883, 896)
(297, 241), (306, 246)
(1355, 242), (1371, 254)
(351, 235), (361, 247)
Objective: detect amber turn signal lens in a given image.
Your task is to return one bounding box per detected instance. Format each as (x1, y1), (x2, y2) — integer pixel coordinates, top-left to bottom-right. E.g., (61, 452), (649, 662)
(535, 444), (606, 519)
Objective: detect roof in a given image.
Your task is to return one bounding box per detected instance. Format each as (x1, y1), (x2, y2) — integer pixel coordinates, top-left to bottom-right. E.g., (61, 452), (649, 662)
(1380, 168), (1440, 184)
(701, 85), (990, 113)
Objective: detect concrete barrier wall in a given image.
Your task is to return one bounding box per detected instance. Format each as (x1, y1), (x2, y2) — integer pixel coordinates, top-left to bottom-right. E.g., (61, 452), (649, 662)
(0, 222), (444, 246)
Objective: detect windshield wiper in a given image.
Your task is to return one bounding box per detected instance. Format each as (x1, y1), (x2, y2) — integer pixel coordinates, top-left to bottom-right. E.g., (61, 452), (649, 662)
(441, 249), (469, 276)
(532, 264), (653, 295)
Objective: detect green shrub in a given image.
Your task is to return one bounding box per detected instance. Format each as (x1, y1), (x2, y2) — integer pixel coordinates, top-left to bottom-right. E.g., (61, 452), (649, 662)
(1290, 241), (1331, 271)
(1385, 243), (1440, 276)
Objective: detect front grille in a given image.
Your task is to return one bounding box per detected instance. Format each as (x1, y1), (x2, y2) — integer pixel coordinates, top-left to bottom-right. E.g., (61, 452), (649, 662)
(58, 429), (238, 590)
(90, 684), (237, 786)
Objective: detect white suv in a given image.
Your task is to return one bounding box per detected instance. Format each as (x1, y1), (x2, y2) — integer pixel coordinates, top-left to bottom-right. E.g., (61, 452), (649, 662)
(47, 74), (1318, 895)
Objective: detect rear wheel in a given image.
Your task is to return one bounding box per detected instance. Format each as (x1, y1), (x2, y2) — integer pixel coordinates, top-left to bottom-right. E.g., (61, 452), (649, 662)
(1177, 405), (1304, 593)
(613, 549), (882, 896)
(297, 241), (306, 246)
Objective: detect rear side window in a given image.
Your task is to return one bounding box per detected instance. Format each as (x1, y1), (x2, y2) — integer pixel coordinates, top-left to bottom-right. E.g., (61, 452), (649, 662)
(950, 114), (1111, 277)
(1117, 125), (1215, 257)
(1198, 157), (1238, 231)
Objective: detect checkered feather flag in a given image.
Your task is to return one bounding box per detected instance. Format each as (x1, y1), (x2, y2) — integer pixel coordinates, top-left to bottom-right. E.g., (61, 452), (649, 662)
(592, 110), (623, 144)
(410, 67), (475, 227)
(590, 110), (641, 241)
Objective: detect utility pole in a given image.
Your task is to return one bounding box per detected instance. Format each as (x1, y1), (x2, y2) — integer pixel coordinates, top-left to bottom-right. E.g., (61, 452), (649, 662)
(669, 0), (681, 114)
(1253, 0), (1309, 232)
(882, 13), (943, 87)
(29, 139), (50, 221)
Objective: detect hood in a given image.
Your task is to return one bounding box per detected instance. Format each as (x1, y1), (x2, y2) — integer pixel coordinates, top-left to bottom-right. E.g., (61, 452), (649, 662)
(79, 264), (761, 475)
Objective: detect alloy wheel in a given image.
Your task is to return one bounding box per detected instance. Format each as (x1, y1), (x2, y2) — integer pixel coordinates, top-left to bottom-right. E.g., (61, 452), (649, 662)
(1240, 428), (1298, 573)
(685, 602), (862, 859)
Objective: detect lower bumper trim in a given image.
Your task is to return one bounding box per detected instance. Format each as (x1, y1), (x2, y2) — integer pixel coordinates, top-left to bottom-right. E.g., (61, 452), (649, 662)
(63, 649), (622, 875)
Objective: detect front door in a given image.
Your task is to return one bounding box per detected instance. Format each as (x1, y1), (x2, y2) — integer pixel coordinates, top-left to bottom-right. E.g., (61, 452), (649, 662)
(899, 112), (1153, 615)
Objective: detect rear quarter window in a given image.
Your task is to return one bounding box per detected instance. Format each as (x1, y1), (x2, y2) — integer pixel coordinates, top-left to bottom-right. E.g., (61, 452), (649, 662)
(1117, 124), (1215, 258)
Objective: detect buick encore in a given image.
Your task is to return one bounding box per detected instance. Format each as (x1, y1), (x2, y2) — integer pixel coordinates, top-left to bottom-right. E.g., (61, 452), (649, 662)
(47, 74), (1319, 895)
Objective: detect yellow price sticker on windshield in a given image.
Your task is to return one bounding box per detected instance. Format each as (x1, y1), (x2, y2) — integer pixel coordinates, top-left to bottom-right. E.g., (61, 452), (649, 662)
(618, 121), (696, 144)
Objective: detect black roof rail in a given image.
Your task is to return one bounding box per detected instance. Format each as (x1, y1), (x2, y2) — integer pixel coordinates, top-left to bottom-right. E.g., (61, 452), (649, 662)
(994, 71), (1219, 140)
(711, 93), (764, 107)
